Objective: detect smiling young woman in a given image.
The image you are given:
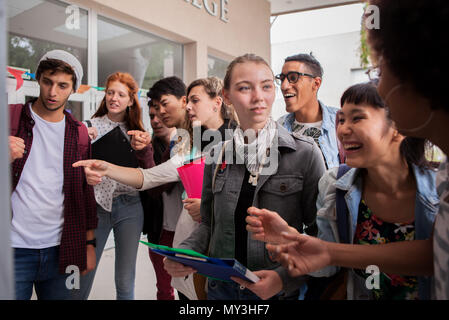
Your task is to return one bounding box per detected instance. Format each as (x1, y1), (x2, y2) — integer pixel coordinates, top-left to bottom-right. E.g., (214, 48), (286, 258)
(165, 54), (326, 301)
(246, 82), (439, 300)
(73, 72), (154, 300)
(245, 0), (449, 301)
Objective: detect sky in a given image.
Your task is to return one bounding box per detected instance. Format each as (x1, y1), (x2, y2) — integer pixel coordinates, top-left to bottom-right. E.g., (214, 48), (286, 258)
(270, 3), (365, 44)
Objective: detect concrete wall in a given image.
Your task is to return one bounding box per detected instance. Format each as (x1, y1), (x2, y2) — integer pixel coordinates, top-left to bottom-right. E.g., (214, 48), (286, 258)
(271, 30), (370, 120)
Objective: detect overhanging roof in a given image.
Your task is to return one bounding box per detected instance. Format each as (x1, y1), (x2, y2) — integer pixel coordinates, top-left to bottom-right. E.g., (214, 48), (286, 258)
(268, 0), (363, 16)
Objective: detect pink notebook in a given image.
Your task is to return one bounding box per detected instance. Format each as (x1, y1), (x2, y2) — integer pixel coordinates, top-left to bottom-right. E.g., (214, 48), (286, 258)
(176, 157), (205, 198)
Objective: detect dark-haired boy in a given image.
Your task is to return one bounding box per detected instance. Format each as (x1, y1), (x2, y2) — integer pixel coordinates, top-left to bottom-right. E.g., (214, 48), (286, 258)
(147, 76), (189, 130)
(9, 50), (97, 300)
(142, 104), (179, 300)
(277, 53), (340, 169)
(146, 76), (195, 299)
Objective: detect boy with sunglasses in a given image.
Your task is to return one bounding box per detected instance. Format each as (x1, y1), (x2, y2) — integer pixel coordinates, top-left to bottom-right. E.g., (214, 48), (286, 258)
(277, 53), (340, 169)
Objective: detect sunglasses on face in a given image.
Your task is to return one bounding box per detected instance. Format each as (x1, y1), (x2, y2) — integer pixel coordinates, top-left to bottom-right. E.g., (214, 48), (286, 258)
(275, 71), (315, 85)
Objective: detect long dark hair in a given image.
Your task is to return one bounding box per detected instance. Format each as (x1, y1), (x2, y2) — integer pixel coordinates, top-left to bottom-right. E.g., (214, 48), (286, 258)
(340, 82), (432, 169)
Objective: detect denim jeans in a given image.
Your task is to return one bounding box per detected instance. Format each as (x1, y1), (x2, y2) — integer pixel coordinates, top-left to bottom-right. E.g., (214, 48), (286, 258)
(207, 280), (262, 300)
(73, 194), (144, 300)
(14, 246), (73, 300)
(148, 229), (175, 300)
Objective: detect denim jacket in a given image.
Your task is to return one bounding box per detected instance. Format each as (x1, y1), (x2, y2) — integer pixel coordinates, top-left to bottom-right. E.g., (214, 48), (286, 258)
(277, 101), (340, 169)
(313, 165), (439, 300)
(179, 123), (326, 296)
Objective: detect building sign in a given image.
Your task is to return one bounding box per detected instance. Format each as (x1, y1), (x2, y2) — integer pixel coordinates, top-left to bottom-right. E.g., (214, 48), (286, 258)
(184, 0), (229, 23)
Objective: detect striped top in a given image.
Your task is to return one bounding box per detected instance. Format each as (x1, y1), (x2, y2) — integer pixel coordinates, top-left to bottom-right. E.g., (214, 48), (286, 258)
(433, 159), (449, 299)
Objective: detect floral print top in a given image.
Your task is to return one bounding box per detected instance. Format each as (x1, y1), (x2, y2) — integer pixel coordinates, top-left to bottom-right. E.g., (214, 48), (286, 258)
(353, 200), (419, 300)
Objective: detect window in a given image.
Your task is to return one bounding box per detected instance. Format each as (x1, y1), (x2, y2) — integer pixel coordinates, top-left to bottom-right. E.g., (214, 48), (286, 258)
(7, 0), (88, 85)
(208, 55), (228, 80)
(5, 0), (184, 123)
(97, 16), (183, 90)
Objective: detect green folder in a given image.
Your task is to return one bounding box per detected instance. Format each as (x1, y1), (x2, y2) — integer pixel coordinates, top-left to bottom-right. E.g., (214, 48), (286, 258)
(139, 240), (208, 259)
(140, 240), (259, 283)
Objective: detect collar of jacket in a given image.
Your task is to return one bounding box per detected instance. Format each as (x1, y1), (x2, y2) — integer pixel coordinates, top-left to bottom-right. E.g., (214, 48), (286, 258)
(276, 121), (298, 152)
(334, 164), (439, 205)
(284, 100), (335, 133)
(319, 100), (337, 133)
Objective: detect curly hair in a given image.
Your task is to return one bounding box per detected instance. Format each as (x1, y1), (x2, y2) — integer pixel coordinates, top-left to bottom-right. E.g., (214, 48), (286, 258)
(366, 0), (449, 111)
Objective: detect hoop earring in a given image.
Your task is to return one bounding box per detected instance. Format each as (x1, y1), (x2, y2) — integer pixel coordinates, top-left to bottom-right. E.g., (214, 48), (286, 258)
(385, 84), (434, 134)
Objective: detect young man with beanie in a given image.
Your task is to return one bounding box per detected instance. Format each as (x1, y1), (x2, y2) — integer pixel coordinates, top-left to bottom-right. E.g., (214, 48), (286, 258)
(8, 50), (97, 300)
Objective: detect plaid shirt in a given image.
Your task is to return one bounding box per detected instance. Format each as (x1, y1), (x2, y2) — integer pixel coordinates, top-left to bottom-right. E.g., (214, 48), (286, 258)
(11, 102), (98, 274)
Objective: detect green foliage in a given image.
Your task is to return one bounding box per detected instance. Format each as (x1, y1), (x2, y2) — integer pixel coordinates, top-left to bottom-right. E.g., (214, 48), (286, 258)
(359, 3), (371, 68)
(8, 34), (84, 75)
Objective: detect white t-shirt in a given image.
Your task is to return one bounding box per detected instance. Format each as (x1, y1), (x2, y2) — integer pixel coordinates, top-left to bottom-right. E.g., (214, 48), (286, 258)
(11, 107), (66, 249)
(291, 120), (322, 145)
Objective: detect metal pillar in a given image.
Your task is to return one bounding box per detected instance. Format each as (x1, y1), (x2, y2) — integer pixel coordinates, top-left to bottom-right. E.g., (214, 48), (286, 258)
(0, 0), (14, 300)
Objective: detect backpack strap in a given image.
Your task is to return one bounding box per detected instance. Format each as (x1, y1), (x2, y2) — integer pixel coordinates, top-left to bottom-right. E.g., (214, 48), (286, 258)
(9, 104), (24, 136)
(335, 164), (351, 244)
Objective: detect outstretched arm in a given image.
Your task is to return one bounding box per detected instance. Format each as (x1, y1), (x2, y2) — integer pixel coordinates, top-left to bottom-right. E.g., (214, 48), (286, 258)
(246, 207), (299, 244)
(268, 233), (434, 277)
(73, 159), (144, 188)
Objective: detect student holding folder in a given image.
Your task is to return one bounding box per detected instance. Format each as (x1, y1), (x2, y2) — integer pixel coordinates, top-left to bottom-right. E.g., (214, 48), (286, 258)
(73, 72), (154, 300)
(73, 76), (235, 300)
(164, 54), (325, 300)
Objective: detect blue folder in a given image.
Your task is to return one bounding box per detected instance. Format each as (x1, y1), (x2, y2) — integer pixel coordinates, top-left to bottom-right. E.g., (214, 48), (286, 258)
(140, 241), (260, 283)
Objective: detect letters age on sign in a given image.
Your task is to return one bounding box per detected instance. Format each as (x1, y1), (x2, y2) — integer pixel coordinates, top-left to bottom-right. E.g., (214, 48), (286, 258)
(184, 0), (229, 23)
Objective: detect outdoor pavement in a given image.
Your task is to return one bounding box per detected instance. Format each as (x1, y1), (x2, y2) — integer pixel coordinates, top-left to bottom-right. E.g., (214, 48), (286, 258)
(88, 237), (159, 300)
(31, 235), (178, 300)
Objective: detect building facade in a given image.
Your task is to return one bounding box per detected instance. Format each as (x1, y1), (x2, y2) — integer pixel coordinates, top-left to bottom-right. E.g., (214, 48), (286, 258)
(6, 0), (271, 129)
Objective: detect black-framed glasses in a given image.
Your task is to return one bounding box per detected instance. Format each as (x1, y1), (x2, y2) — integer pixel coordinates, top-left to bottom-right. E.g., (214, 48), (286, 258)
(275, 71), (315, 85)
